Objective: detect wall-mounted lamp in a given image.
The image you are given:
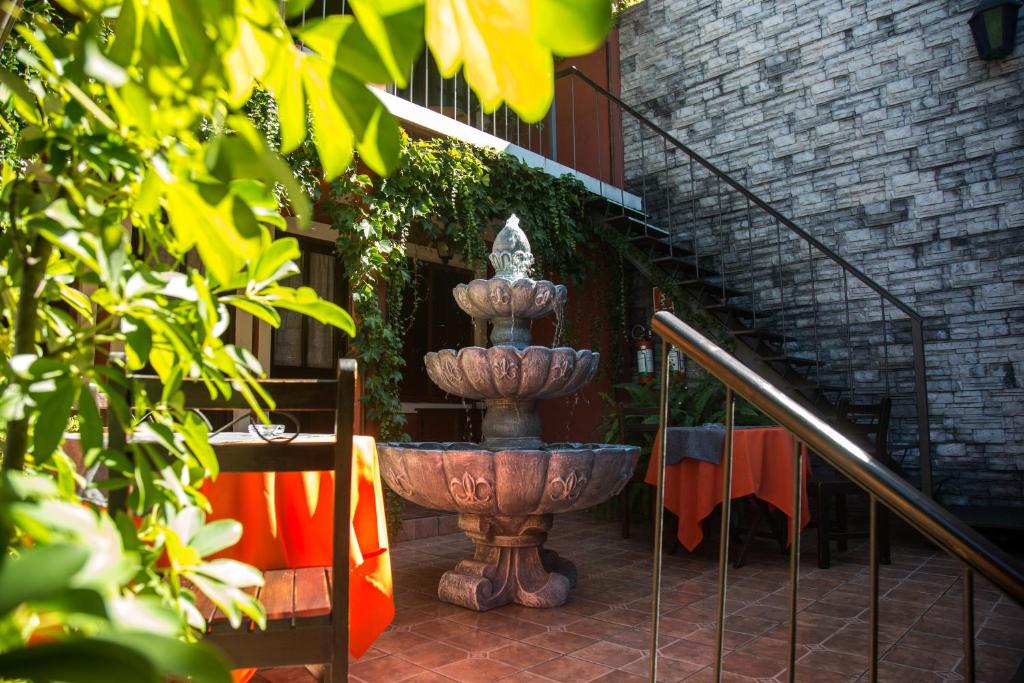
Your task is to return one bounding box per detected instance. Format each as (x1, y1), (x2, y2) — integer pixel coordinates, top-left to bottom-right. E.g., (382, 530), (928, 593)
(968, 0), (1021, 60)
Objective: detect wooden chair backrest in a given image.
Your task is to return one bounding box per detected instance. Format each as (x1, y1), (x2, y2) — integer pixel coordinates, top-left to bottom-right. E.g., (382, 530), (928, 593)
(121, 360), (357, 681)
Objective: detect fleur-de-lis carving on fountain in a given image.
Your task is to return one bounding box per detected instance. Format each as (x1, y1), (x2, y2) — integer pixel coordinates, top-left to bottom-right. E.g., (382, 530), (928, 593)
(549, 471), (587, 502)
(551, 358), (570, 379)
(450, 472), (493, 504)
(442, 357), (463, 386)
(490, 284), (511, 306)
(493, 356), (519, 381)
(534, 288), (551, 307)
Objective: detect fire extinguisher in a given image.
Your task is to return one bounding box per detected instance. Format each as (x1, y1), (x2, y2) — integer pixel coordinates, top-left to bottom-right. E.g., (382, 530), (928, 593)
(631, 324), (654, 383)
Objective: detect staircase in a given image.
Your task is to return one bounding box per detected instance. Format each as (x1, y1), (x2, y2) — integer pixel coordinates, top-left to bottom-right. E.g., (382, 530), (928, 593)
(552, 66), (933, 493)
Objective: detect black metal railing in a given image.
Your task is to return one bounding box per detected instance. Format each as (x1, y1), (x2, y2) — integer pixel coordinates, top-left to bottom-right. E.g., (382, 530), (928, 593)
(551, 66), (933, 495)
(383, 51), (552, 157)
(649, 310), (1023, 682)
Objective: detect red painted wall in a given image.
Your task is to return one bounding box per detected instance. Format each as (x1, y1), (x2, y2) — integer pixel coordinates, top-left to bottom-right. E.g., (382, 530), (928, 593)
(542, 29), (624, 187)
(534, 254), (627, 445)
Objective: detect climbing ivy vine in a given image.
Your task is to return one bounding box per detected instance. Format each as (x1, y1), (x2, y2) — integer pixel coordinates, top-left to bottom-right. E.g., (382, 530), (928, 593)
(320, 135), (596, 444)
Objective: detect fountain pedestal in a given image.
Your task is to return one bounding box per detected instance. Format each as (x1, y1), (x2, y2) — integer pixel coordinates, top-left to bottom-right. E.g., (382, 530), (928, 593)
(438, 514), (578, 610)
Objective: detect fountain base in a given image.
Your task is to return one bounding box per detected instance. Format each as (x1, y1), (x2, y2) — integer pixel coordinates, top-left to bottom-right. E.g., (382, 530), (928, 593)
(438, 513), (577, 611)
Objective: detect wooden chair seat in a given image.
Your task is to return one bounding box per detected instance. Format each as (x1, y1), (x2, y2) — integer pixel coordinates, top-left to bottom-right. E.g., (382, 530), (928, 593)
(195, 568), (333, 629)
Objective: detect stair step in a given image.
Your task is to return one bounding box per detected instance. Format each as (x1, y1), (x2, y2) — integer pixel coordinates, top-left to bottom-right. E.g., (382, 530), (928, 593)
(708, 303), (757, 319)
(761, 354), (817, 366)
(706, 302), (757, 318)
(678, 279), (746, 298)
(791, 382), (848, 393)
(729, 328), (785, 343)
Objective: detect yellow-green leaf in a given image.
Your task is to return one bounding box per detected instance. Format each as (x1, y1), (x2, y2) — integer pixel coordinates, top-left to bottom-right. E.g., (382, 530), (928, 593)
(425, 0), (611, 122)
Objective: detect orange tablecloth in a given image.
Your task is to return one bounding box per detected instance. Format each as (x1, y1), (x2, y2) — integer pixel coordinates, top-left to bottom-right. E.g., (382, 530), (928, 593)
(644, 426), (811, 551)
(203, 435), (393, 678)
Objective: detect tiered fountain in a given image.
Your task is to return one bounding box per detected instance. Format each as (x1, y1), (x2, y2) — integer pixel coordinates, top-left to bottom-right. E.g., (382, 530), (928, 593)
(378, 216), (639, 611)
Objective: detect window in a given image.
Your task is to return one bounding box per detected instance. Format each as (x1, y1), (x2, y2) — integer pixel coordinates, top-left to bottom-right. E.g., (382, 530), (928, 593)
(271, 237), (346, 378)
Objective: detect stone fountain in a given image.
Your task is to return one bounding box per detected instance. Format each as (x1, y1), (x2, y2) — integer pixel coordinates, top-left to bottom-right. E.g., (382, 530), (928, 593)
(378, 216), (639, 611)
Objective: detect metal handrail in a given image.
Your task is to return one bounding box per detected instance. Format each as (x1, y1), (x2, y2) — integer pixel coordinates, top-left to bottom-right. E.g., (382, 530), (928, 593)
(554, 65), (934, 495)
(651, 310), (1024, 602)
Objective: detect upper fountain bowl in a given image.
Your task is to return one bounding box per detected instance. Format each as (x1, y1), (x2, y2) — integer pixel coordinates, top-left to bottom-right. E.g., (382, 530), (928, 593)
(425, 346), (599, 401)
(453, 278), (568, 320)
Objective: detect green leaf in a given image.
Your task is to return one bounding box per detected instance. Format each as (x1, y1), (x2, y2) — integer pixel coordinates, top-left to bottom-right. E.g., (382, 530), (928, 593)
(121, 316), (152, 370)
(194, 559), (264, 588)
(265, 285), (355, 336)
(99, 634), (232, 683)
(295, 16), (390, 85)
(76, 384), (103, 455)
(223, 296), (282, 328)
(261, 45), (306, 153)
(189, 519), (243, 557)
(283, 0), (317, 19)
(301, 59), (355, 180)
(348, 0), (424, 87)
(531, 0), (612, 55)
(0, 544), (90, 616)
(33, 379), (76, 462)
(252, 237), (301, 285)
(0, 68), (40, 124)
(107, 596), (181, 636)
(0, 640), (159, 683)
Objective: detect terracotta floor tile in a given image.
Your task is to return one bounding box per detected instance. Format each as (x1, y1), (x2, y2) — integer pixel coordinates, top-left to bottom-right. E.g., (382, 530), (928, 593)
(442, 627), (518, 654)
(497, 672), (552, 682)
(488, 642), (560, 668)
(572, 640), (645, 668)
(796, 649), (868, 677)
(404, 672), (459, 683)
(721, 651), (787, 678)
(736, 635), (810, 662)
(397, 641), (470, 669)
(658, 637), (718, 667)
(619, 655), (705, 682)
(591, 669), (649, 682)
(523, 629), (598, 654)
(526, 654), (615, 682)
(876, 660), (948, 682)
(566, 617), (633, 640)
(883, 643), (961, 672)
(977, 626), (1024, 650)
(349, 654), (429, 683)
(433, 657), (519, 683)
(790, 667), (858, 682)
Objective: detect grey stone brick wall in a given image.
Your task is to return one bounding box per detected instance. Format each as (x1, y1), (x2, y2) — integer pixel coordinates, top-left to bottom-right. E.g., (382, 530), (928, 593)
(619, 0), (1024, 505)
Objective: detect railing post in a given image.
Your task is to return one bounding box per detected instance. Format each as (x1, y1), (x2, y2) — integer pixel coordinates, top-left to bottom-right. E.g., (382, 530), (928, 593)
(546, 98), (557, 163)
(649, 338), (671, 682)
(911, 318), (932, 497)
(713, 388), (736, 681)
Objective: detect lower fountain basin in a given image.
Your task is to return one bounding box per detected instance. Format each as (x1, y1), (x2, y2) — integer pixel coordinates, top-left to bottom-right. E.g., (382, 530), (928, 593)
(377, 442), (639, 516)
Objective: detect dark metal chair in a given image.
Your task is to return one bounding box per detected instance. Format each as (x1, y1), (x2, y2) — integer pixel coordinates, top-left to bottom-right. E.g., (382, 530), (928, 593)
(615, 402), (658, 539)
(815, 397), (893, 569)
(119, 361), (357, 682)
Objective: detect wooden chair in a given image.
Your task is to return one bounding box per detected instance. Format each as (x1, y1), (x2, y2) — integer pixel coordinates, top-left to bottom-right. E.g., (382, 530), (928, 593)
(615, 402), (659, 539)
(121, 361), (357, 682)
(815, 397), (892, 569)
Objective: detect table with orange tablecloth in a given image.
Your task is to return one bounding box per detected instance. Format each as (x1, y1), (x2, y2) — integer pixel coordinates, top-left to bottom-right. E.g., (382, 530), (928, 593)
(644, 426), (811, 551)
(200, 434), (393, 679)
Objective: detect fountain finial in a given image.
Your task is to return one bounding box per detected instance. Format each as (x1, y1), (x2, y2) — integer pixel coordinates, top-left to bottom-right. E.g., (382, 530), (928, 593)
(489, 214), (534, 280)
